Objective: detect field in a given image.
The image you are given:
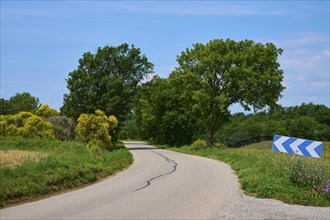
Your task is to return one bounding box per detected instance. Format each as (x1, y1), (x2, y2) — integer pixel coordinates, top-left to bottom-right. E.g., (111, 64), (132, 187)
(169, 141), (330, 207)
(0, 137), (133, 207)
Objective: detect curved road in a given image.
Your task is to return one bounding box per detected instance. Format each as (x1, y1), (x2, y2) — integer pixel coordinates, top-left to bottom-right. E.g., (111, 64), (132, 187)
(1, 142), (329, 219)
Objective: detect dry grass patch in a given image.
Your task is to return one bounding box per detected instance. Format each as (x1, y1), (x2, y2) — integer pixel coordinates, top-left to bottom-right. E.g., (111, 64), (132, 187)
(0, 150), (46, 167)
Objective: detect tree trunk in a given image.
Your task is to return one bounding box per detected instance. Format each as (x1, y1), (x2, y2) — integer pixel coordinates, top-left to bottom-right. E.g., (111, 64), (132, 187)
(207, 127), (213, 146)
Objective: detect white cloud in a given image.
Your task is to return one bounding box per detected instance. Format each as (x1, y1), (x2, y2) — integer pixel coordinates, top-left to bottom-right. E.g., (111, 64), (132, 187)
(90, 2), (286, 17)
(323, 49), (330, 57)
(278, 32), (329, 49)
(276, 31), (329, 107)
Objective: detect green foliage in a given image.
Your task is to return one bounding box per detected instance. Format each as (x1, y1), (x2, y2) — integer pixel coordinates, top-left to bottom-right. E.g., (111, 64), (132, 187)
(192, 139), (207, 148)
(0, 92), (40, 115)
(75, 110), (118, 149)
(0, 99), (11, 115)
(215, 103), (330, 147)
(0, 112), (55, 139)
(133, 76), (197, 146)
(172, 39), (284, 145)
(0, 136), (133, 207)
(212, 142), (227, 149)
(36, 104), (59, 118)
(47, 116), (76, 141)
(61, 43), (154, 122)
(170, 141), (330, 206)
(132, 39), (284, 146)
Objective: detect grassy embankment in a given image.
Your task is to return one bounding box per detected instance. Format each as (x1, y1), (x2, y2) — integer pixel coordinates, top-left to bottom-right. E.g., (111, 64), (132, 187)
(0, 136), (133, 207)
(168, 141), (330, 207)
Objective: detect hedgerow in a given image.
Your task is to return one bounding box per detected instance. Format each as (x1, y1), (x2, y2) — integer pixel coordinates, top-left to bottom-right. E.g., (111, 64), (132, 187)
(0, 112), (55, 139)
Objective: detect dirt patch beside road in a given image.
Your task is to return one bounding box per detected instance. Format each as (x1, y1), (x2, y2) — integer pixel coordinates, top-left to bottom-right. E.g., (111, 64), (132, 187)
(0, 150), (46, 167)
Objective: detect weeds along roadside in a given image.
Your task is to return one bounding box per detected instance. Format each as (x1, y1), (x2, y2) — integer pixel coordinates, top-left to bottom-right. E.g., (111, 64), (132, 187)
(0, 136), (133, 208)
(168, 141), (330, 207)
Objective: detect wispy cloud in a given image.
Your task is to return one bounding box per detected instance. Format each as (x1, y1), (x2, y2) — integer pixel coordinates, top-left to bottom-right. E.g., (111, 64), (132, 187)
(275, 30), (329, 106)
(278, 32), (329, 48)
(90, 2), (286, 17)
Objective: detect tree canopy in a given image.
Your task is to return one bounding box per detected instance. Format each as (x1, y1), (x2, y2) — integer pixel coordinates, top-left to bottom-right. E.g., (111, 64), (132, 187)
(61, 43), (154, 121)
(134, 76), (197, 146)
(170, 39), (285, 145)
(0, 92), (40, 115)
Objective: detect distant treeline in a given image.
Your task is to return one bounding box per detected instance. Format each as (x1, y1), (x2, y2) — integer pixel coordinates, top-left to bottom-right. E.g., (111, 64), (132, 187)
(214, 103), (330, 147)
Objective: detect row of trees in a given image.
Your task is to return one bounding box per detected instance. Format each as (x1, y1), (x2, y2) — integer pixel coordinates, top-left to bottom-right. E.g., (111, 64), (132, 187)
(214, 103), (330, 147)
(60, 40), (285, 146)
(3, 40), (328, 147)
(0, 92), (40, 115)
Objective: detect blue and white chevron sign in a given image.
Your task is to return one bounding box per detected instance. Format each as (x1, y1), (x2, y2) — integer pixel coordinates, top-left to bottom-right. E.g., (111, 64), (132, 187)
(272, 135), (323, 158)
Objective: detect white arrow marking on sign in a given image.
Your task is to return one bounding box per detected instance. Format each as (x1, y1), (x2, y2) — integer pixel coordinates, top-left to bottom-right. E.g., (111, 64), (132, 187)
(274, 136), (290, 153)
(306, 141), (321, 158)
(290, 139), (304, 155)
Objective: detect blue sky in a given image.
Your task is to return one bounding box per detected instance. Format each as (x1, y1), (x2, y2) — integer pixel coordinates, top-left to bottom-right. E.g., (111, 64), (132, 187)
(1, 1), (329, 113)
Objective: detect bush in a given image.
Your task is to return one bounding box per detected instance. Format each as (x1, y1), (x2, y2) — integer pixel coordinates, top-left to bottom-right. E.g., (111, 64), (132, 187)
(0, 112), (55, 139)
(192, 139), (207, 148)
(36, 104), (59, 118)
(47, 116), (76, 141)
(75, 110), (118, 150)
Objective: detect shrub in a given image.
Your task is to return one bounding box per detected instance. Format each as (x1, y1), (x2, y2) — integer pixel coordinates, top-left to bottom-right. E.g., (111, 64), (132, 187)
(17, 115), (55, 139)
(36, 104), (59, 118)
(192, 139), (207, 148)
(75, 110), (118, 150)
(87, 139), (102, 155)
(0, 112), (55, 139)
(47, 116), (76, 141)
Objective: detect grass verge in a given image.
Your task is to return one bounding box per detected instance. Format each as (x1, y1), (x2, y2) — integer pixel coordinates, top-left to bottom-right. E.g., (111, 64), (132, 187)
(0, 136), (133, 208)
(168, 141), (330, 207)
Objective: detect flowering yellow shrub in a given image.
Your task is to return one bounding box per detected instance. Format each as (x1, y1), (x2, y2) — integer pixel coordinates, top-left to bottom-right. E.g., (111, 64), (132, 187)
(0, 112), (55, 139)
(17, 115), (55, 138)
(108, 115), (118, 130)
(192, 139), (207, 148)
(75, 110), (118, 149)
(36, 104), (59, 118)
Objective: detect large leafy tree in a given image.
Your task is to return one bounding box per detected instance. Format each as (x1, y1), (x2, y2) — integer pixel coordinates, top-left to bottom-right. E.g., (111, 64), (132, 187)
(61, 44), (154, 121)
(0, 92), (40, 115)
(171, 39), (285, 145)
(134, 76), (197, 146)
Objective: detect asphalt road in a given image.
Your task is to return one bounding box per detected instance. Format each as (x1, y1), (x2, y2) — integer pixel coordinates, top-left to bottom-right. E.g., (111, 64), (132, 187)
(1, 142), (329, 219)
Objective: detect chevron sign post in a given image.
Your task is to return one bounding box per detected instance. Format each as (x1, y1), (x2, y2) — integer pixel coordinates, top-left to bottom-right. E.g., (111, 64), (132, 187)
(272, 135), (323, 158)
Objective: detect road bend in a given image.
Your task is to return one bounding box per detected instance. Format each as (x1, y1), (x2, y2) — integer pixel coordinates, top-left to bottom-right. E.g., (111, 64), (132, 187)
(1, 142), (239, 219)
(2, 142), (329, 219)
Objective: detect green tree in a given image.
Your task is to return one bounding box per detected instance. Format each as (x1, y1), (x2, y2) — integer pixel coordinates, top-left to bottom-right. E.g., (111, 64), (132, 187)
(61, 44), (154, 122)
(0, 99), (11, 115)
(134, 76), (197, 146)
(1, 92), (40, 114)
(171, 39), (285, 145)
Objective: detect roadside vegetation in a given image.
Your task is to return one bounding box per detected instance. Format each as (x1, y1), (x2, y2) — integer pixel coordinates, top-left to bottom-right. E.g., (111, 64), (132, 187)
(168, 141), (330, 207)
(0, 137), (132, 207)
(1, 40), (329, 208)
(0, 96), (133, 208)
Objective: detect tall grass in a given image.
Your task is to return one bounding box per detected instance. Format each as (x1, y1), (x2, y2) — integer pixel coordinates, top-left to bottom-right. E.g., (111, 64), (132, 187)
(0, 136), (133, 207)
(169, 141), (330, 207)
